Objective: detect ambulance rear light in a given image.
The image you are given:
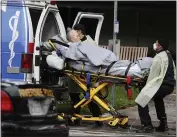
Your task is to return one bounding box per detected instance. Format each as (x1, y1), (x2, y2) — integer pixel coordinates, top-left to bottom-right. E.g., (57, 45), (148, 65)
(50, 0), (56, 5)
(21, 53), (33, 73)
(28, 43), (34, 53)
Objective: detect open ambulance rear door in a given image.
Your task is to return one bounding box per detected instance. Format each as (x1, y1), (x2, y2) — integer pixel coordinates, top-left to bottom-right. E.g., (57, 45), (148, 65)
(32, 4), (66, 83)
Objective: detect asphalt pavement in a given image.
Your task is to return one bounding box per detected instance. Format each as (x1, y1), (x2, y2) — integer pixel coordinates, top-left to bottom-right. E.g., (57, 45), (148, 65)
(69, 93), (176, 136)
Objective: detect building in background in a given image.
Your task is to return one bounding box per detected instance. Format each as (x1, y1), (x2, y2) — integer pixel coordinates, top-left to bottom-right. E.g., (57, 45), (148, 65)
(57, 1), (176, 59)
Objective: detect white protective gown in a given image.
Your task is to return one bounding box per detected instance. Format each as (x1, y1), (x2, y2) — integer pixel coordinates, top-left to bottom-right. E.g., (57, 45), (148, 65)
(135, 50), (176, 108)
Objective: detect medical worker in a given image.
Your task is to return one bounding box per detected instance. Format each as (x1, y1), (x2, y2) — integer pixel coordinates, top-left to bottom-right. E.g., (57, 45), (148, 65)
(135, 39), (176, 133)
(73, 23), (97, 45)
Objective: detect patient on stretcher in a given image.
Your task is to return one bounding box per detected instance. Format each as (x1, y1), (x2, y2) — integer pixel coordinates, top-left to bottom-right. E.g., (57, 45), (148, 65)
(45, 30), (153, 78)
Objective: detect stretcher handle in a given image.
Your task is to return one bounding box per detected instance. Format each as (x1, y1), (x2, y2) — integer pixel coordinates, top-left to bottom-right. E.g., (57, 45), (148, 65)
(127, 89), (132, 100)
(48, 40), (58, 51)
(49, 39), (69, 48)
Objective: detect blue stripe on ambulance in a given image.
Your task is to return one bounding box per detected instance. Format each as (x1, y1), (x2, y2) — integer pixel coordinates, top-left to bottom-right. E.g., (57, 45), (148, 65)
(2, 1), (29, 80)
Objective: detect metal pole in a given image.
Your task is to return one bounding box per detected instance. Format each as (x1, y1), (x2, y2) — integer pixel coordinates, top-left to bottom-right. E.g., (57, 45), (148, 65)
(136, 11), (140, 47)
(113, 1), (117, 44)
(111, 1), (118, 107)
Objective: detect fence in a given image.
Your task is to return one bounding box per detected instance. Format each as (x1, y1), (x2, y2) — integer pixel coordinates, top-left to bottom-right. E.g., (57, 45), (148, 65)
(101, 45), (148, 62)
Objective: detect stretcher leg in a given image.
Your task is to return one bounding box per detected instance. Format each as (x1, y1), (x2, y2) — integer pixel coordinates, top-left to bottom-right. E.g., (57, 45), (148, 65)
(58, 72), (129, 128)
(74, 98), (86, 108)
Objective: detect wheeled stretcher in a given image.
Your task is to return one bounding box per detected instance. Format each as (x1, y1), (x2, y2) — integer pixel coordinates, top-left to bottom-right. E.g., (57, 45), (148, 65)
(46, 40), (148, 128)
(57, 69), (147, 128)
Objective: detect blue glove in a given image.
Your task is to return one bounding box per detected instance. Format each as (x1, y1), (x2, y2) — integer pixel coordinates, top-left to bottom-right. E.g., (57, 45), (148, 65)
(56, 50), (61, 56)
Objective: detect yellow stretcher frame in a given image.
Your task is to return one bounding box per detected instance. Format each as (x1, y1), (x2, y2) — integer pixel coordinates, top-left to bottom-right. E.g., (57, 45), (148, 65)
(48, 40), (146, 128)
(58, 69), (146, 128)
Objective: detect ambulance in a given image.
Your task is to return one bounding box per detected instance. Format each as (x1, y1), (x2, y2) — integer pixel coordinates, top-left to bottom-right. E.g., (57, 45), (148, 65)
(1, 1), (104, 85)
(1, 1), (104, 135)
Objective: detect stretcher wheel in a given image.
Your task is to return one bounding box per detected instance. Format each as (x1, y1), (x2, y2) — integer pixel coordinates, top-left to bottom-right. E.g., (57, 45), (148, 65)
(108, 124), (119, 129)
(108, 118), (120, 129)
(108, 117), (129, 129)
(117, 117), (129, 129)
(118, 117), (129, 128)
(119, 122), (129, 129)
(58, 113), (65, 120)
(119, 117), (128, 126)
(58, 115), (64, 120)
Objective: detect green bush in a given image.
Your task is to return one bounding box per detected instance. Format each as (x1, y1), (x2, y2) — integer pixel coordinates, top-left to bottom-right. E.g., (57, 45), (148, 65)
(107, 85), (139, 109)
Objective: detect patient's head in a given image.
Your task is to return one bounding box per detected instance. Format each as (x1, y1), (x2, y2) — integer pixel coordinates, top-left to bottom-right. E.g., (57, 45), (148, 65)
(67, 30), (81, 42)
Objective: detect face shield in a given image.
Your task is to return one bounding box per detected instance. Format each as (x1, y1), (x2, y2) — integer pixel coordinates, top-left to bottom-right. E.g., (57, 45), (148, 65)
(153, 43), (157, 51)
(153, 40), (159, 51)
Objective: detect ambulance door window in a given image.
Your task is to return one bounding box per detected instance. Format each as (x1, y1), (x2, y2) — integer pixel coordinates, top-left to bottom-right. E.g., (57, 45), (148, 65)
(72, 12), (104, 45)
(79, 18), (98, 41)
(41, 11), (60, 42)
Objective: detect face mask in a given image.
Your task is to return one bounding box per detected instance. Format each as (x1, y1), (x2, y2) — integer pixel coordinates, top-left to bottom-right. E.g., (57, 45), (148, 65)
(153, 43), (157, 51)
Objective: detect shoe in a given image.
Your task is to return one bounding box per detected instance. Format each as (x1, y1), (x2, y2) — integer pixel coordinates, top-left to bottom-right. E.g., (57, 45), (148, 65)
(136, 124), (154, 133)
(155, 120), (169, 132)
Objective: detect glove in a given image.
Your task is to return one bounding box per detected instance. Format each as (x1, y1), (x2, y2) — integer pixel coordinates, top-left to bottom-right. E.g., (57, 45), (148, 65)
(56, 50), (62, 56)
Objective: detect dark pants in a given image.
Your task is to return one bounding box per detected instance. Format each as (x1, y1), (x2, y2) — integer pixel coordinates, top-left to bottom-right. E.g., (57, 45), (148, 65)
(69, 93), (81, 114)
(138, 85), (174, 126)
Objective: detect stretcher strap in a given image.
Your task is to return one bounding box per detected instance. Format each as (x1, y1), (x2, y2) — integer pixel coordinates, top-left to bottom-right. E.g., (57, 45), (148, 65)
(95, 66), (102, 82)
(97, 66), (102, 75)
(125, 76), (132, 100)
(124, 63), (132, 77)
(64, 62), (67, 69)
(63, 58), (70, 70)
(127, 76), (131, 85)
(81, 62), (85, 76)
(71, 67), (75, 75)
(105, 61), (117, 76)
(85, 73), (91, 100)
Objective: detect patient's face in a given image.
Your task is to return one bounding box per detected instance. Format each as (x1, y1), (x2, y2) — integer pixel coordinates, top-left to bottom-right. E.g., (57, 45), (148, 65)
(69, 30), (81, 42)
